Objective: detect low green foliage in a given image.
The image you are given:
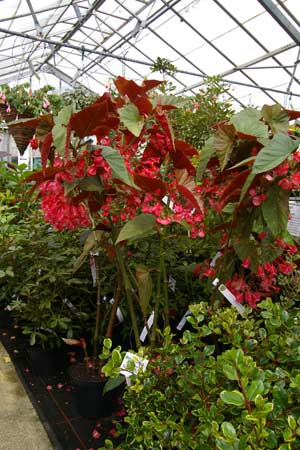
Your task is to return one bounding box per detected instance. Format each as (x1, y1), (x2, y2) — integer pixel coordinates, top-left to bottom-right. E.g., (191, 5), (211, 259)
(102, 297), (300, 449)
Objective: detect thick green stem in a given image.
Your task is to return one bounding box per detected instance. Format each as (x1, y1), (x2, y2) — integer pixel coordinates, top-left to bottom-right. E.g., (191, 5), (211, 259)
(115, 245), (141, 349)
(162, 242), (169, 328)
(150, 235), (164, 347)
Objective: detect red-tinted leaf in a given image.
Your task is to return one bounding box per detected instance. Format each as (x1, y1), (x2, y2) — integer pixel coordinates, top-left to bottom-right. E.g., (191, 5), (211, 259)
(25, 163), (73, 185)
(154, 110), (174, 150)
(134, 174), (167, 198)
(64, 122), (73, 162)
(7, 114), (53, 129)
(41, 132), (53, 173)
(284, 109), (300, 120)
(211, 119), (229, 130)
(175, 169), (203, 211)
(69, 101), (109, 139)
(175, 139), (198, 157)
(236, 131), (257, 140)
(114, 76), (161, 100)
(142, 79), (162, 92)
(135, 97), (153, 115)
(219, 169), (251, 209)
(170, 149), (196, 175)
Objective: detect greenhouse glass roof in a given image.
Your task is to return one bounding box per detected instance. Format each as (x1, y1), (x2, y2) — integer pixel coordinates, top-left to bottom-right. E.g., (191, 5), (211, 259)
(0, 0), (299, 109)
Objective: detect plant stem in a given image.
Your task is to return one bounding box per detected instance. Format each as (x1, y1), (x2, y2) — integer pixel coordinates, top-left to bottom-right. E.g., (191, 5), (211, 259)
(93, 257), (101, 361)
(162, 238), (169, 328)
(115, 245), (141, 349)
(150, 234), (164, 347)
(105, 268), (123, 338)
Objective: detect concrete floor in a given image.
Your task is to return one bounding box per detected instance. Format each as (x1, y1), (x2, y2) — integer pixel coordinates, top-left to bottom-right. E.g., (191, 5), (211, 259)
(0, 342), (54, 450)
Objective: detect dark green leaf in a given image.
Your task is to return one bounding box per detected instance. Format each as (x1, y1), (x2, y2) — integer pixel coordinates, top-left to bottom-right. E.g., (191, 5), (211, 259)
(135, 265), (153, 316)
(262, 184), (290, 236)
(73, 230), (103, 272)
(103, 375), (125, 395)
(197, 137), (214, 180)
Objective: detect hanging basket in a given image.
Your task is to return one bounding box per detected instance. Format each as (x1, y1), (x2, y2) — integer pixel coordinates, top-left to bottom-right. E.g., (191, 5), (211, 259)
(0, 104), (36, 155)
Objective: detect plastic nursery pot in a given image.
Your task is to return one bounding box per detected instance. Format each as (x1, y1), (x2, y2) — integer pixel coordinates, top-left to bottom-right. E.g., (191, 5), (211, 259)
(69, 359), (120, 419)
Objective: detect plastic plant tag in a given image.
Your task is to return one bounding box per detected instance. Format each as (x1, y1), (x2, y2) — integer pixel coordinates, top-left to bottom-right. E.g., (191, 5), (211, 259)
(109, 298), (124, 322)
(176, 310), (191, 331)
(140, 311), (154, 342)
(218, 284), (245, 316)
(116, 307), (124, 323)
(210, 251), (222, 267)
(162, 195), (175, 211)
(168, 275), (176, 293)
(89, 257), (97, 287)
(120, 352), (149, 380)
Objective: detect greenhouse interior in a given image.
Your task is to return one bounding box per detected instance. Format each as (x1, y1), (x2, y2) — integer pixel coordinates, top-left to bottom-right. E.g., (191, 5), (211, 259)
(1, 1), (300, 449)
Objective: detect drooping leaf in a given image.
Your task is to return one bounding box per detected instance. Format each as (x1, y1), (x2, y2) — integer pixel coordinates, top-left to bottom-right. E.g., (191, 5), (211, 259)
(52, 105), (73, 155)
(170, 148), (196, 175)
(79, 175), (103, 192)
(103, 375), (125, 395)
(262, 184), (290, 236)
(175, 139), (198, 157)
(214, 124), (236, 170)
(233, 237), (260, 272)
(284, 109), (300, 120)
(41, 132), (53, 172)
(116, 214), (156, 244)
(101, 146), (136, 187)
(176, 169), (203, 211)
(197, 137), (215, 180)
(261, 104), (289, 135)
(118, 104), (144, 137)
(135, 265), (153, 316)
(230, 107), (268, 139)
(220, 390), (245, 406)
(73, 230), (103, 273)
(219, 169), (251, 210)
(253, 134), (300, 174)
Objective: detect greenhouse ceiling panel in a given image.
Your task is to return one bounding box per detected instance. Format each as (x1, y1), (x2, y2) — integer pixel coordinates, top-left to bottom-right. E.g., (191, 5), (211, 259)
(0, 0), (299, 109)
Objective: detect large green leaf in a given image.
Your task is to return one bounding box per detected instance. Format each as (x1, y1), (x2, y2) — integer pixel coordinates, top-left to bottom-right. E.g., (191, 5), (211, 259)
(197, 137), (215, 181)
(230, 107), (268, 138)
(79, 175), (103, 192)
(118, 103), (144, 136)
(214, 124), (236, 170)
(135, 265), (153, 316)
(261, 104), (289, 135)
(233, 237), (260, 272)
(262, 184), (290, 236)
(101, 146), (136, 188)
(52, 105), (73, 155)
(220, 390), (245, 406)
(116, 214), (156, 244)
(253, 134), (300, 174)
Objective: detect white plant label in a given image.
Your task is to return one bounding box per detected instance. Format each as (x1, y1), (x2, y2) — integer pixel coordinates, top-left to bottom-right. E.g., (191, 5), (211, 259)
(89, 257), (97, 287)
(287, 201), (300, 237)
(210, 251), (222, 267)
(218, 284), (245, 316)
(120, 352), (149, 381)
(140, 311), (154, 342)
(168, 275), (176, 293)
(109, 298), (124, 323)
(176, 310), (191, 331)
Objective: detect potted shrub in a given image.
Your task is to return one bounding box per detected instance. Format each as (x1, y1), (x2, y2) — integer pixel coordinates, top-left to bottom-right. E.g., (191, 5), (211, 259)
(0, 83), (64, 154)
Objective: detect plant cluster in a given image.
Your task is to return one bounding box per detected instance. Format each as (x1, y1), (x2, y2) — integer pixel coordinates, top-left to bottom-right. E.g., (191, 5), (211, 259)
(0, 82), (65, 117)
(101, 297), (300, 449)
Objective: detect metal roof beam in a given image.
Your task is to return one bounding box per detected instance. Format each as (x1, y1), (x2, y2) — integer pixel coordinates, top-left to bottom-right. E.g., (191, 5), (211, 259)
(25, 0), (43, 36)
(257, 0), (300, 46)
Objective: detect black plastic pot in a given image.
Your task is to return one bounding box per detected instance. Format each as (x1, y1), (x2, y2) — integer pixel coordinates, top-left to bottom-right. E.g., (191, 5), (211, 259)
(69, 360), (119, 418)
